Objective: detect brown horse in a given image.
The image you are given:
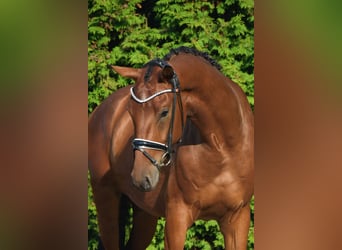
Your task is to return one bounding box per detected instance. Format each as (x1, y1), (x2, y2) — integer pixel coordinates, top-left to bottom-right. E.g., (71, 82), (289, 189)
(89, 84), (200, 249)
(112, 47), (254, 249)
(89, 86), (168, 250)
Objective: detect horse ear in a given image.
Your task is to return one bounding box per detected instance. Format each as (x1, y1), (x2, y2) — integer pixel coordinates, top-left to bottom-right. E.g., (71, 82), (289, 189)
(111, 66), (142, 80)
(161, 65), (174, 81)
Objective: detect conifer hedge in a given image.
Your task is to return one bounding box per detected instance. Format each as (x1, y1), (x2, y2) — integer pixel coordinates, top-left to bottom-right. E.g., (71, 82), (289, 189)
(88, 0), (254, 249)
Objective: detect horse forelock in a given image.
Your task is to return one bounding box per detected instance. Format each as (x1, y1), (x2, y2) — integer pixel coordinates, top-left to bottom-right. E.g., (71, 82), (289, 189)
(143, 58), (164, 83)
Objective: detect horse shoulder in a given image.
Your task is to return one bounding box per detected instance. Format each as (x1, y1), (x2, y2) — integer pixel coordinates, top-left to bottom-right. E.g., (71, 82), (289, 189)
(89, 86), (132, 181)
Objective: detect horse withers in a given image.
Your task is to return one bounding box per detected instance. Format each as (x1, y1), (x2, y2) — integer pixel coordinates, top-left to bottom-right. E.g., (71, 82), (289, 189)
(112, 46), (254, 249)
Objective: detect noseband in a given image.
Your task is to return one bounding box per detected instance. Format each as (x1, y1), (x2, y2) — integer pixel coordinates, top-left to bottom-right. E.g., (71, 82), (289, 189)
(130, 60), (184, 171)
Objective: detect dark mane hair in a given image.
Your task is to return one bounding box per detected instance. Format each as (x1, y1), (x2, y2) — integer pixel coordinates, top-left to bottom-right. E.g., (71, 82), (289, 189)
(143, 58), (165, 82)
(142, 47), (222, 83)
(163, 46), (222, 71)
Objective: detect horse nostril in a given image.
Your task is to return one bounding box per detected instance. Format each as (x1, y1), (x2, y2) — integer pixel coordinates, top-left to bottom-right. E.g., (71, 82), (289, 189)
(137, 175), (152, 191)
(143, 175), (152, 190)
(132, 174), (153, 192)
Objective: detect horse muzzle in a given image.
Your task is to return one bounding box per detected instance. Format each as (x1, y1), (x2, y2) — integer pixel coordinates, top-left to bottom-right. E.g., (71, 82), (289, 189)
(131, 161), (160, 192)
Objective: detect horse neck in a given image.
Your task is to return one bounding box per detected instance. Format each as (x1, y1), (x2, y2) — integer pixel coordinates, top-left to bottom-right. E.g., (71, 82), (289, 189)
(172, 57), (249, 150)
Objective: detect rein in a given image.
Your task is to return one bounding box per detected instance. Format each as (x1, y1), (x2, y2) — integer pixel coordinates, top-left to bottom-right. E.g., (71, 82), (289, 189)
(130, 60), (184, 171)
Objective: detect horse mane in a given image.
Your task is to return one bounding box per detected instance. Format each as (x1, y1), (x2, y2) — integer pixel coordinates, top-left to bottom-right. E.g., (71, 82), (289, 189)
(163, 46), (222, 71)
(142, 47), (222, 83)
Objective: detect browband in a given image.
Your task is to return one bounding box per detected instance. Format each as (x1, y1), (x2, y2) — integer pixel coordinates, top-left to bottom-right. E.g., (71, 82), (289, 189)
(130, 87), (175, 104)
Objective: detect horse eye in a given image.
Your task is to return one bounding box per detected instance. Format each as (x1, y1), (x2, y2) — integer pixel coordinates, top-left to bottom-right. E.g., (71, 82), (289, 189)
(160, 109), (169, 118)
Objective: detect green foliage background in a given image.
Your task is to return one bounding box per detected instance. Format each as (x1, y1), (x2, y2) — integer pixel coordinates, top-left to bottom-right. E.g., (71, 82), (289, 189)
(88, 0), (254, 249)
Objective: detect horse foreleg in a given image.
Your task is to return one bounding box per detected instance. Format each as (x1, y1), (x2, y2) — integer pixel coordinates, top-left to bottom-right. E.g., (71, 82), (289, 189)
(125, 205), (158, 250)
(219, 203), (250, 250)
(92, 183), (121, 250)
(164, 204), (192, 250)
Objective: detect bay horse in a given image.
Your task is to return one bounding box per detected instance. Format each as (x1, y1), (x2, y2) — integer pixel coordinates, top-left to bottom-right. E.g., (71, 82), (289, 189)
(89, 84), (200, 249)
(89, 86), (166, 250)
(89, 84), (201, 249)
(112, 46), (254, 249)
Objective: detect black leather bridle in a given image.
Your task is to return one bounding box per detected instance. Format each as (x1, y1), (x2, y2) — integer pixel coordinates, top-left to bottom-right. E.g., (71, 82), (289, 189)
(130, 59), (184, 171)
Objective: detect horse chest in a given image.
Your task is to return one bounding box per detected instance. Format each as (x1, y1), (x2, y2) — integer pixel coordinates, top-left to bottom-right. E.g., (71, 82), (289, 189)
(176, 147), (243, 218)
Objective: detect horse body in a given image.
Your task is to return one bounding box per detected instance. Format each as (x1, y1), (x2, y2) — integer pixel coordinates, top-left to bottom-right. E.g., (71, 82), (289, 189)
(113, 47), (254, 249)
(171, 53), (254, 213)
(165, 53), (254, 249)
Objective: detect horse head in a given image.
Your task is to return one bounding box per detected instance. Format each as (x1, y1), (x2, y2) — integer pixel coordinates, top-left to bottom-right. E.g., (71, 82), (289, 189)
(112, 60), (184, 191)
